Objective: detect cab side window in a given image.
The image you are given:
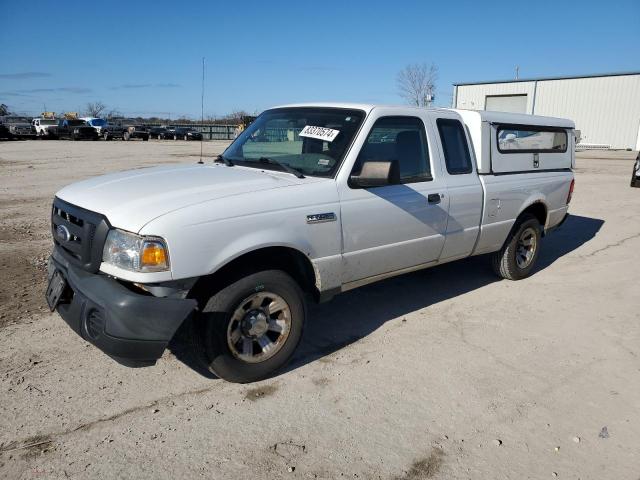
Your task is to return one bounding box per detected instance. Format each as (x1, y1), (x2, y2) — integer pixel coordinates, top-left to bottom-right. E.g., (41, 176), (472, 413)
(353, 116), (431, 183)
(436, 118), (473, 174)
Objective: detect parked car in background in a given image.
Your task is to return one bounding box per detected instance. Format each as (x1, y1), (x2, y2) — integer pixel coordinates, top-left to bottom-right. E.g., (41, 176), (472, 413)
(32, 117), (59, 138)
(164, 126), (177, 138)
(174, 127), (203, 141)
(81, 117), (108, 136)
(0, 123), (9, 140)
(125, 124), (150, 141)
(0, 116), (36, 139)
(46, 103), (575, 383)
(102, 121), (127, 140)
(57, 119), (99, 140)
(148, 126), (168, 139)
(103, 121), (150, 141)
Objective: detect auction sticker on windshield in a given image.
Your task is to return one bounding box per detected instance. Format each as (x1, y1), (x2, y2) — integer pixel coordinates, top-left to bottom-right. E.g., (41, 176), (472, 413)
(299, 125), (340, 142)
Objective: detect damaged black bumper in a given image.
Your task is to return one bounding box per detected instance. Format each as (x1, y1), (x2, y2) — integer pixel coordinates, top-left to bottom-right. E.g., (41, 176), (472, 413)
(47, 248), (196, 367)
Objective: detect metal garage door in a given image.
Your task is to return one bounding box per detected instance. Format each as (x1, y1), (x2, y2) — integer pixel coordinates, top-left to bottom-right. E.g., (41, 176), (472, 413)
(485, 94), (528, 113)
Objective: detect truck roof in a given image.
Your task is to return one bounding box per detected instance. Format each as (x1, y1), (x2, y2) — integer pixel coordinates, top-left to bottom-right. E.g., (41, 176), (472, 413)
(271, 102), (575, 129)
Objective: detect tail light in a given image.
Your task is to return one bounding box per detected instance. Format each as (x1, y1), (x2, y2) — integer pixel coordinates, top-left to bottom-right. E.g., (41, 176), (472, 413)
(567, 179), (575, 204)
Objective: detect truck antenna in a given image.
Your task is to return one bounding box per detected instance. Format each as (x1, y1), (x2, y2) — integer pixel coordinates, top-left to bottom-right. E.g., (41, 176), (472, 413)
(198, 57), (205, 164)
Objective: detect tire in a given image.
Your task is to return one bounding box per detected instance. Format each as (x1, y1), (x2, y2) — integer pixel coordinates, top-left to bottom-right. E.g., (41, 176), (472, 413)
(143, 135), (149, 141)
(184, 134), (188, 141)
(71, 134), (76, 141)
(491, 213), (542, 280)
(104, 132), (110, 141)
(173, 134), (178, 140)
(191, 270), (306, 383)
(631, 158), (640, 188)
(123, 131), (130, 141)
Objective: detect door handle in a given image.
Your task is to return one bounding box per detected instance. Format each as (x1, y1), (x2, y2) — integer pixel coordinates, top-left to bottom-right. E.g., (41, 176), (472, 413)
(427, 193), (441, 204)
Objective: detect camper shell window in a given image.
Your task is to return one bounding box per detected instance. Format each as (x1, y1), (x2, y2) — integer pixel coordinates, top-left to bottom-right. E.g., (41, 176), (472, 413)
(497, 124), (568, 154)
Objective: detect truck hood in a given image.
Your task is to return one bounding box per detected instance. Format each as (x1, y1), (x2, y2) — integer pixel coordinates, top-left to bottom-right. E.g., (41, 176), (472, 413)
(56, 163), (306, 232)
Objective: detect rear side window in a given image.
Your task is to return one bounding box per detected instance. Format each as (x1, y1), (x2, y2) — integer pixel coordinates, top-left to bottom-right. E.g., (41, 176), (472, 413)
(354, 116), (431, 183)
(436, 118), (473, 174)
(497, 125), (568, 153)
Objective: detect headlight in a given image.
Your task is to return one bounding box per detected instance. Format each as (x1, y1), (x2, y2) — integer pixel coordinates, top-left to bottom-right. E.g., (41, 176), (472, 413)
(74, 128), (80, 133)
(102, 229), (169, 272)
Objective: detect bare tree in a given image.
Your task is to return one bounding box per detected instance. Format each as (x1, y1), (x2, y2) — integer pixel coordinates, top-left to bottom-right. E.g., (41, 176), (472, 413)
(0, 104), (9, 116)
(85, 101), (107, 117)
(396, 63), (438, 107)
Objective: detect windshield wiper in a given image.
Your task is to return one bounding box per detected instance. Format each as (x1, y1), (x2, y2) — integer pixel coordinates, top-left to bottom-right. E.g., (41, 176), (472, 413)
(257, 157), (305, 179)
(215, 154), (234, 166)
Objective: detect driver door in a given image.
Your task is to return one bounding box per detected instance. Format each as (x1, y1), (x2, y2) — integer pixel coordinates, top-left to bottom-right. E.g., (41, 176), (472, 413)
(338, 113), (449, 285)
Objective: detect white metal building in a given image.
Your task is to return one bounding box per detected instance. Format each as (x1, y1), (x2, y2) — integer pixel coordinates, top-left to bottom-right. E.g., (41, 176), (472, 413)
(452, 72), (640, 150)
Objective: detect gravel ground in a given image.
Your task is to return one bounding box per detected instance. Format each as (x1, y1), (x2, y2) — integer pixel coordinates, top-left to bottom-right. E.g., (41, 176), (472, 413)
(0, 140), (639, 479)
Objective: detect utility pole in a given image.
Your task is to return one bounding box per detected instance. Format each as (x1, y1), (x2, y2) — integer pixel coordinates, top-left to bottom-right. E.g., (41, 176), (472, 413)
(198, 57), (205, 164)
(515, 65), (520, 80)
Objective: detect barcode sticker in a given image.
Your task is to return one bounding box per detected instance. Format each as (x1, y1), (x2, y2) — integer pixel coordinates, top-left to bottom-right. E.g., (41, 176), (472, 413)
(299, 125), (340, 142)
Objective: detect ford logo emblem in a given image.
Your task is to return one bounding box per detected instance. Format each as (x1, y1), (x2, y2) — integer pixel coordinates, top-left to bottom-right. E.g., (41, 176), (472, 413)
(56, 224), (71, 242)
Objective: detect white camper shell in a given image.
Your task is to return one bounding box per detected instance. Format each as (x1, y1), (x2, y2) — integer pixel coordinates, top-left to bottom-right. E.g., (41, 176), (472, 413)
(455, 110), (575, 174)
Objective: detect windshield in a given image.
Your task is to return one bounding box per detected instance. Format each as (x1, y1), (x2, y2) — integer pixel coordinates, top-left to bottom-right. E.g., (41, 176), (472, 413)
(90, 119), (107, 126)
(223, 107), (365, 178)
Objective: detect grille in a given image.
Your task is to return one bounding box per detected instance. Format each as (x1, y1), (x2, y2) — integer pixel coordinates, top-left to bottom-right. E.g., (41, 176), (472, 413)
(52, 205), (84, 259)
(51, 198), (111, 272)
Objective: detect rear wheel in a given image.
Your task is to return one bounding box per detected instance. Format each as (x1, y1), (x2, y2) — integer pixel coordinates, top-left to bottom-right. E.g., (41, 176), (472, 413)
(103, 132), (110, 140)
(173, 134), (178, 140)
(123, 131), (130, 141)
(491, 214), (542, 280)
(190, 270), (306, 383)
(184, 134), (188, 141)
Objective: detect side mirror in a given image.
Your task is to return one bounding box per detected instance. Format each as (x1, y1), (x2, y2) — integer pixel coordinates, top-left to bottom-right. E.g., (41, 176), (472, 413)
(505, 133), (517, 143)
(350, 160), (400, 188)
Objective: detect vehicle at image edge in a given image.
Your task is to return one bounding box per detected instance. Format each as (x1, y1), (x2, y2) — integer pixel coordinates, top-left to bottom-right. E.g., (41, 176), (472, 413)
(0, 116), (36, 139)
(632, 153), (640, 187)
(56, 118), (99, 140)
(102, 121), (150, 141)
(81, 117), (108, 136)
(46, 103), (575, 383)
(148, 126), (168, 139)
(32, 117), (59, 138)
(173, 127), (203, 141)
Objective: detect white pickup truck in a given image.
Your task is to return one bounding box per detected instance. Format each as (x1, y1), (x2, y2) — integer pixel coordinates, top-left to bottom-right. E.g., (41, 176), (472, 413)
(32, 117), (59, 138)
(46, 103), (575, 382)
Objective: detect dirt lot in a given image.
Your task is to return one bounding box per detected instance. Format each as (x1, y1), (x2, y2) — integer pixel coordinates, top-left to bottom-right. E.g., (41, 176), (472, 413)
(1, 141), (639, 479)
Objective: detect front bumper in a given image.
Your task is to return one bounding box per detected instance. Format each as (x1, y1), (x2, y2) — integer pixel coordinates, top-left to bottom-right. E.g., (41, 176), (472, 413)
(47, 248), (197, 367)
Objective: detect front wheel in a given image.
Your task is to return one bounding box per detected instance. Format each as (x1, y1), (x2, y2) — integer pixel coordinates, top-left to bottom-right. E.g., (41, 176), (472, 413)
(491, 214), (542, 280)
(191, 270), (306, 383)
(123, 131), (130, 141)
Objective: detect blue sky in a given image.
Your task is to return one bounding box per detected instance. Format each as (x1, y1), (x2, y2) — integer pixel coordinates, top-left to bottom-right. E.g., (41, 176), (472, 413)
(1, 0), (638, 118)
